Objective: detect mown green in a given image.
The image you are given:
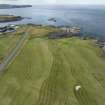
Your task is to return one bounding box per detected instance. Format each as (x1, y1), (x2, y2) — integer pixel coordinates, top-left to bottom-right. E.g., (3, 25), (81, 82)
(0, 27), (105, 105)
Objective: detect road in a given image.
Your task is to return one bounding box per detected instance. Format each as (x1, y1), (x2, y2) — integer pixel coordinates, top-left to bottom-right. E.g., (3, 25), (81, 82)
(0, 30), (30, 72)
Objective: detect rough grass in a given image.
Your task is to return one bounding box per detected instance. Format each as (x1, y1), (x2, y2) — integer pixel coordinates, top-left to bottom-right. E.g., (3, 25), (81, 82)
(0, 35), (21, 62)
(28, 26), (59, 39)
(0, 25), (27, 62)
(0, 27), (105, 105)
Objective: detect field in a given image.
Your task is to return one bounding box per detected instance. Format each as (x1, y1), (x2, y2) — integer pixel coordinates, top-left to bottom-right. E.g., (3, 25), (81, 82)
(0, 26), (105, 105)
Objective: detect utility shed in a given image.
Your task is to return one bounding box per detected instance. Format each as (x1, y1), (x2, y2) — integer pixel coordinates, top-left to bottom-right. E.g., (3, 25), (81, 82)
(60, 26), (81, 35)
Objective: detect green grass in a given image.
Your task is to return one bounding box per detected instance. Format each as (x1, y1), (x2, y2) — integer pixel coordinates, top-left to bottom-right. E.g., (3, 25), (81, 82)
(28, 26), (59, 39)
(0, 25), (27, 62)
(0, 35), (21, 62)
(0, 27), (105, 105)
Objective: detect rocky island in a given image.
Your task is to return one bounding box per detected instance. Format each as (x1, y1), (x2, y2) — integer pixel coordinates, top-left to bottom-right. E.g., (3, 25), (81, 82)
(0, 15), (23, 22)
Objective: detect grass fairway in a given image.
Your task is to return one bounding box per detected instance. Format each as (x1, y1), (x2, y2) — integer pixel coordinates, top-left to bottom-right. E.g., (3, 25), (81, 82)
(0, 27), (105, 105)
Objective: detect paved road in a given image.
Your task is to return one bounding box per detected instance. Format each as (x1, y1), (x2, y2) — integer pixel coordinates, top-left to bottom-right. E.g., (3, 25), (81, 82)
(0, 31), (29, 72)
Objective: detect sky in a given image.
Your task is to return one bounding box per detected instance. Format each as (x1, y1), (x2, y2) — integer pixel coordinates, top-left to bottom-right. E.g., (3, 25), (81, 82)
(0, 0), (105, 5)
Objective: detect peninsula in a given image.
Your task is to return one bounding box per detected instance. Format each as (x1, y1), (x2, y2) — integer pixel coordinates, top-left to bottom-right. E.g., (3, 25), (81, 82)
(0, 4), (32, 9)
(0, 15), (23, 22)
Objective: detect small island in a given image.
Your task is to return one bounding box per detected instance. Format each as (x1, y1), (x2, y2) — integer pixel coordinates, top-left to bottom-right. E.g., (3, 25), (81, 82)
(0, 15), (23, 22)
(48, 18), (57, 22)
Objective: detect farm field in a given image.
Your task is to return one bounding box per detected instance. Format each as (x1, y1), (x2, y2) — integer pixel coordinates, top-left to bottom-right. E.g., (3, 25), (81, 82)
(0, 26), (105, 105)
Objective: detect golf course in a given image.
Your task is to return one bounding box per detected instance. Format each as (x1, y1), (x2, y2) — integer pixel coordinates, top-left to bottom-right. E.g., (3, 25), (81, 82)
(0, 25), (105, 105)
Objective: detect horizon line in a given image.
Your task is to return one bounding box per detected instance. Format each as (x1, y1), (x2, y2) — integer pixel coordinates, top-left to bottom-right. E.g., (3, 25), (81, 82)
(0, 3), (105, 6)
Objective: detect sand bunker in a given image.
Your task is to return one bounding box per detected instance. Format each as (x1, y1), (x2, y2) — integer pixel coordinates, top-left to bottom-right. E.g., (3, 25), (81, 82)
(75, 85), (81, 91)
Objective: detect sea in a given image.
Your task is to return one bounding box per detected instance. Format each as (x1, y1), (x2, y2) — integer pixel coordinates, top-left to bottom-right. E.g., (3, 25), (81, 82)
(0, 5), (105, 38)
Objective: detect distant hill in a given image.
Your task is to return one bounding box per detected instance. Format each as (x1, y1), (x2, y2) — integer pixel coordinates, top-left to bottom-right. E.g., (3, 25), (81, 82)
(0, 4), (32, 9)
